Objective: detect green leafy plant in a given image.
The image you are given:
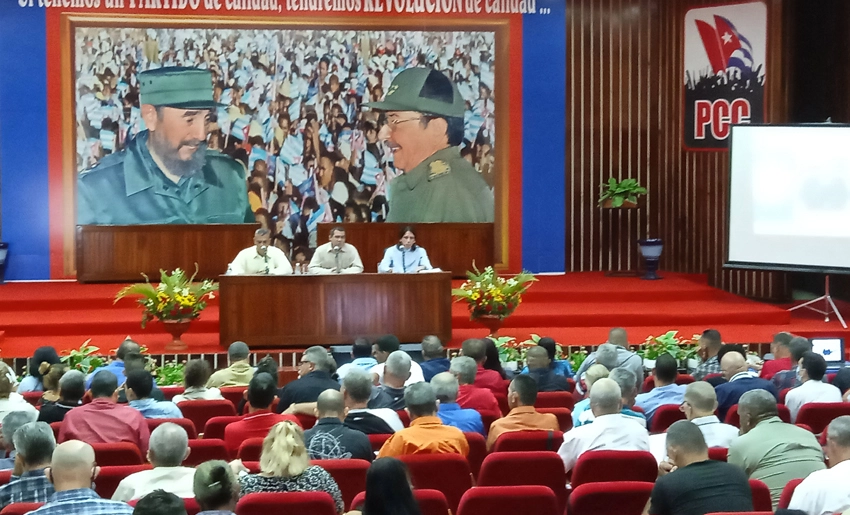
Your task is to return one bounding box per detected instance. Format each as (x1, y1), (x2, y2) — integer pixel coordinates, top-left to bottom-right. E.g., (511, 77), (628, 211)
(452, 265), (537, 320)
(567, 349), (589, 372)
(60, 340), (105, 375)
(637, 331), (698, 361)
(115, 266), (218, 328)
(598, 177), (647, 207)
(490, 336), (525, 363)
(155, 360), (186, 386)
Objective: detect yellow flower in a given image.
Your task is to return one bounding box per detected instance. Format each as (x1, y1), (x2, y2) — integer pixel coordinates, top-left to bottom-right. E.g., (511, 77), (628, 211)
(470, 292), (480, 301)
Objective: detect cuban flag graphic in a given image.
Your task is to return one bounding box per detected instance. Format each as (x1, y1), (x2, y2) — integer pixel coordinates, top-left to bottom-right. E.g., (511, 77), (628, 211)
(695, 15), (754, 74)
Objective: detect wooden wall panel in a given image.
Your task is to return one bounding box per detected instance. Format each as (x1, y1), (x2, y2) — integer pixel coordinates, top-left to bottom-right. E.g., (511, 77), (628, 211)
(567, 0), (791, 301)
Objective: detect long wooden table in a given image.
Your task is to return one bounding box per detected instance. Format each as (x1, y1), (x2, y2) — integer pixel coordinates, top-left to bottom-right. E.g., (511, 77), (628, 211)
(76, 224), (258, 283)
(219, 273), (452, 347)
(318, 223), (494, 278)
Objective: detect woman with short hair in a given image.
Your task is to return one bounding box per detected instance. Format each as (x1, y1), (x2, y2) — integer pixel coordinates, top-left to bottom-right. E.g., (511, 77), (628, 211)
(172, 360), (224, 403)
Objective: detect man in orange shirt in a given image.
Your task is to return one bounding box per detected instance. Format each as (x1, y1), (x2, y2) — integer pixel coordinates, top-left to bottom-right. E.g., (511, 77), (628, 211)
(223, 373), (300, 455)
(378, 383), (469, 458)
(487, 375), (559, 450)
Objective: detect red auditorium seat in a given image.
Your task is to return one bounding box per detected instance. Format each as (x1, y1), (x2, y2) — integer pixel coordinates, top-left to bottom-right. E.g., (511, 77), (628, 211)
(236, 437), (265, 462)
(675, 375), (695, 386)
(310, 459), (369, 510)
(491, 430), (563, 452)
(399, 453), (473, 512)
(535, 391), (575, 411)
(495, 392), (510, 416)
(796, 402), (850, 434)
(777, 477), (804, 509)
(21, 392), (42, 406)
(571, 450), (657, 488)
(236, 491), (337, 515)
(186, 439), (229, 466)
(566, 378), (576, 392)
(650, 404), (687, 433)
(480, 411), (500, 436)
(536, 407), (573, 432)
(396, 410), (411, 427)
(177, 400), (236, 435)
(707, 447), (728, 461)
(94, 464), (152, 498)
(240, 398), (279, 415)
(568, 481), (654, 515)
(457, 485), (559, 515)
(350, 489), (449, 515)
(463, 431), (487, 479)
(146, 417), (198, 439)
(90, 442), (143, 466)
(0, 503), (45, 515)
(367, 433), (392, 452)
(749, 479), (773, 512)
(643, 374), (695, 393)
(779, 387), (791, 404)
(0, 471), (11, 487)
(641, 376), (654, 393)
(49, 422), (61, 440)
(219, 386), (248, 410)
(478, 451), (568, 514)
(158, 385), (184, 401)
(202, 415), (243, 440)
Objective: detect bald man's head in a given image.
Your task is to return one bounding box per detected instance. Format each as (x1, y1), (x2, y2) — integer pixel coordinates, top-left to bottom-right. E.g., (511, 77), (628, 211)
(683, 381), (719, 418)
(47, 440), (97, 491)
(315, 389), (346, 420)
(720, 352), (747, 380)
(608, 328), (628, 347)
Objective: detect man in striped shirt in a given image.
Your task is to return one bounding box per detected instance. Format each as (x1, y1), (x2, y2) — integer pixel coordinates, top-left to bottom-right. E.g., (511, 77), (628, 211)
(0, 422), (54, 509)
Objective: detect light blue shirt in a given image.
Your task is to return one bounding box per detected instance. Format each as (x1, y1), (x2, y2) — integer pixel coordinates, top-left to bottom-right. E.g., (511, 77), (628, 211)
(437, 403), (484, 435)
(520, 360), (574, 378)
(336, 357), (378, 382)
(85, 362), (126, 390)
(378, 245), (432, 273)
(17, 376), (43, 393)
(129, 398), (183, 419)
(634, 383), (687, 424)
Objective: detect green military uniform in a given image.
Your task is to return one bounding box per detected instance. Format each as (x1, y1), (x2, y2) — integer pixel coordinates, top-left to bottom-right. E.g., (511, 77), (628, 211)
(386, 146), (493, 223)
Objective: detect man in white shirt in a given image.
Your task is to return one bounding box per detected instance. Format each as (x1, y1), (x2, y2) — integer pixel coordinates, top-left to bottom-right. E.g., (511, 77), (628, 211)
(111, 423), (195, 501)
(785, 351), (842, 422)
(649, 381), (739, 462)
(308, 226), (364, 274)
(227, 228), (293, 275)
(788, 415), (850, 515)
(370, 334), (425, 386)
(557, 378), (649, 473)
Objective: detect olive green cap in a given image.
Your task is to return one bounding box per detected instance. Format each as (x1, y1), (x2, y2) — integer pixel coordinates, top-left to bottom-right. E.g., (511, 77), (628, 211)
(364, 67), (465, 119)
(139, 66), (220, 109)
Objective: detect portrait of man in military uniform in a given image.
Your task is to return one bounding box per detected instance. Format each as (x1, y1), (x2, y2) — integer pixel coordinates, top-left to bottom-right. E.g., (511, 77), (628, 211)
(365, 67), (495, 223)
(77, 67), (252, 225)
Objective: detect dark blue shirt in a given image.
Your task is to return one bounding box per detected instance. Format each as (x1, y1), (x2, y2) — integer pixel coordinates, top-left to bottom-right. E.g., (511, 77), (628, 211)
(715, 373), (779, 421)
(420, 358), (451, 382)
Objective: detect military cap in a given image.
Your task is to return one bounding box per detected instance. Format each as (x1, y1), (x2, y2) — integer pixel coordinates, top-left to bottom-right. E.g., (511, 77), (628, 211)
(139, 67), (220, 109)
(365, 67), (465, 119)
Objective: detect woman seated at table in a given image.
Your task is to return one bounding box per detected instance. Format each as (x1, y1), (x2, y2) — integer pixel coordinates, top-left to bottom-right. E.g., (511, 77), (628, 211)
(378, 226), (433, 274)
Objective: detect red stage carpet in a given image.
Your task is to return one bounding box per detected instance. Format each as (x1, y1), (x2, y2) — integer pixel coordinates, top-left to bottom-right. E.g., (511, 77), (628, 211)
(0, 273), (847, 358)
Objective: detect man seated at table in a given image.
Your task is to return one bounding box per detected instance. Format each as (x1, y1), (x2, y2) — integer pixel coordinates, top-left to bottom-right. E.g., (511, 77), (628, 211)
(226, 228), (293, 275)
(308, 226), (364, 274)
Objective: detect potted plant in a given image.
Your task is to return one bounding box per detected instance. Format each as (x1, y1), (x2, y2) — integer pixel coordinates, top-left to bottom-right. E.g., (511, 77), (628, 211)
(60, 340), (105, 375)
(452, 265), (537, 335)
(490, 335), (533, 371)
(598, 177), (647, 208)
(637, 331), (698, 370)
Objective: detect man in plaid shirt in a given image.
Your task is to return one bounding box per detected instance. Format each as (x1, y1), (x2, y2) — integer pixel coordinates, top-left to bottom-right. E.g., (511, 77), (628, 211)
(0, 422), (54, 509)
(692, 329), (723, 380)
(28, 440), (133, 515)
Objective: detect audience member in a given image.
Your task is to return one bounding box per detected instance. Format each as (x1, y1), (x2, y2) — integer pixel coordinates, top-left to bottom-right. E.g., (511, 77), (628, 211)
(193, 460), (240, 515)
(788, 415), (850, 515)
(225, 373), (300, 455)
(235, 357), (280, 414)
(17, 347), (61, 394)
(38, 370), (84, 424)
(370, 335), (425, 385)
(760, 332), (794, 380)
(482, 338), (509, 380)
(703, 345), (747, 387)
(304, 389), (372, 461)
(728, 389), (825, 507)
(432, 372), (484, 435)
(369, 351), (412, 411)
(38, 363), (68, 405)
(833, 368), (850, 400)
(342, 368), (404, 434)
(557, 378), (649, 473)
(785, 351), (842, 422)
(335, 338), (378, 382)
(487, 375), (559, 451)
(576, 368), (646, 427)
(574, 328), (643, 393)
(649, 420), (753, 515)
(570, 364), (610, 427)
(460, 339), (504, 394)
(520, 337), (574, 377)
(85, 338), (141, 390)
(173, 360), (224, 403)
(450, 356), (500, 414)
(525, 346), (571, 392)
(237, 421), (344, 513)
(117, 352), (165, 403)
(378, 383), (469, 458)
(277, 346), (340, 414)
(349, 458), (420, 515)
(0, 411), (38, 470)
(127, 369), (183, 419)
(29, 440), (134, 514)
(207, 341), (254, 388)
(419, 336), (450, 382)
(0, 362), (38, 421)
(0, 421), (56, 508)
(772, 337), (813, 390)
(692, 329), (723, 380)
(59, 371), (150, 453)
(112, 423), (195, 501)
(715, 352), (778, 421)
(634, 354), (686, 425)
(132, 489), (187, 515)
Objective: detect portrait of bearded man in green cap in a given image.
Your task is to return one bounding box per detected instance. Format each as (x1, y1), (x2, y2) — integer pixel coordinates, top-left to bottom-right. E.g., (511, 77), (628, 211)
(365, 67), (494, 223)
(77, 66), (252, 225)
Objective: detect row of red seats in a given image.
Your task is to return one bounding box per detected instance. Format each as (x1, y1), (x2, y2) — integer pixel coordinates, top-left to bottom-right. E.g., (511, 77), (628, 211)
(649, 401), (850, 433)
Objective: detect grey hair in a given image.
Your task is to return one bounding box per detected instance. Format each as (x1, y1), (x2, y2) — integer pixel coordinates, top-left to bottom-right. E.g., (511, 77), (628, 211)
(149, 422), (189, 467)
(666, 420), (708, 453)
(827, 416), (850, 448)
(421, 336), (445, 359)
(255, 228), (271, 238)
(595, 344), (619, 370)
(228, 341), (250, 361)
(385, 351), (412, 379)
(450, 356), (477, 385)
(341, 368), (373, 403)
(608, 368), (637, 396)
(1, 411), (38, 444)
(58, 370), (85, 397)
(12, 421), (55, 465)
(738, 389), (778, 419)
(430, 372), (459, 403)
(303, 346), (332, 372)
(404, 382), (437, 418)
(589, 377), (621, 413)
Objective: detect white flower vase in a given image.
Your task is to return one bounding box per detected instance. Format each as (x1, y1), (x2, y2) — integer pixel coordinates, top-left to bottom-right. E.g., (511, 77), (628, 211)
(643, 358), (656, 370)
(504, 361), (518, 372)
(687, 358), (699, 371)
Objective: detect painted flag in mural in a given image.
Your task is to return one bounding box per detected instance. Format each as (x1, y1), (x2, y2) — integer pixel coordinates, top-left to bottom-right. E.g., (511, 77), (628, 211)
(683, 1), (766, 150)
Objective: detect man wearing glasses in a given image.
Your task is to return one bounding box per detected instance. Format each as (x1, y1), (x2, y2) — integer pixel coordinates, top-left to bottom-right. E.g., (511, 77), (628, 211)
(365, 68), (494, 223)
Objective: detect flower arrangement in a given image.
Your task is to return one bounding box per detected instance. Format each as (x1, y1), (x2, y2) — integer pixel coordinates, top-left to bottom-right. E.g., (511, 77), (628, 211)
(636, 331), (700, 361)
(115, 266), (218, 328)
(60, 340), (105, 375)
(452, 266), (537, 319)
(491, 336), (535, 363)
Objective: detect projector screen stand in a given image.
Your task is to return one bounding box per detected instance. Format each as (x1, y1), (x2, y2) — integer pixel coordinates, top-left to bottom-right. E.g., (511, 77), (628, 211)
(788, 275), (847, 329)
